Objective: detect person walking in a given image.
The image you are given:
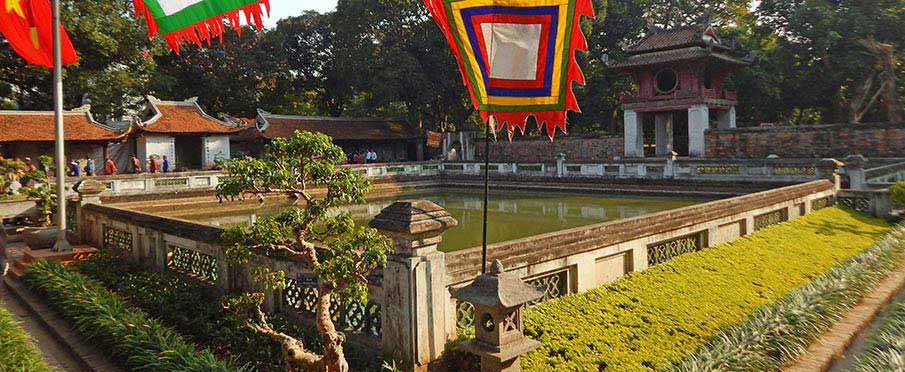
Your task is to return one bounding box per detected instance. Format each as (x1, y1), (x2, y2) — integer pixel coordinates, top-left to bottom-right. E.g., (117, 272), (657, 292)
(69, 159), (81, 177)
(149, 156), (159, 174)
(131, 155), (142, 173)
(105, 158), (117, 175)
(84, 158), (95, 176)
(162, 156), (171, 173)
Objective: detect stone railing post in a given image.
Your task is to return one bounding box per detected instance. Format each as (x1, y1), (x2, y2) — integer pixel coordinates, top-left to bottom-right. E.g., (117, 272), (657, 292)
(73, 180), (106, 245)
(843, 154), (867, 190)
(555, 153), (566, 178)
(817, 158), (844, 192)
(370, 201), (458, 371)
(451, 260), (544, 372)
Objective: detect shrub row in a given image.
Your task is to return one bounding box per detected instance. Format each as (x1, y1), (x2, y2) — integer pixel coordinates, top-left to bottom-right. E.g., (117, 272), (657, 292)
(75, 254), (318, 372)
(674, 224), (905, 371)
(520, 207), (892, 371)
(0, 300), (53, 372)
(851, 296), (905, 372)
(23, 260), (248, 372)
(77, 254), (382, 372)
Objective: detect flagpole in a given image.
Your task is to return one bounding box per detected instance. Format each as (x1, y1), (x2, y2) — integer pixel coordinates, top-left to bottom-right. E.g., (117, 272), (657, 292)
(51, 0), (70, 252)
(481, 119), (491, 274)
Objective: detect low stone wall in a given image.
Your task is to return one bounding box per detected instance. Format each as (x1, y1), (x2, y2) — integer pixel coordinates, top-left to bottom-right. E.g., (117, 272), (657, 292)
(0, 199), (36, 226)
(706, 122), (905, 159)
(474, 135), (624, 163)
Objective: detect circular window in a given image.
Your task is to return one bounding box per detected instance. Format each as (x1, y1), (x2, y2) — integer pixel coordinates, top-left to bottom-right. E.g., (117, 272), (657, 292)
(655, 68), (678, 94)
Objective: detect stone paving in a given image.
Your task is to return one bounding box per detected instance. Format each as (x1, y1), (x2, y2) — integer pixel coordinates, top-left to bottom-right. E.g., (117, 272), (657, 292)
(0, 282), (88, 372)
(784, 259), (905, 372)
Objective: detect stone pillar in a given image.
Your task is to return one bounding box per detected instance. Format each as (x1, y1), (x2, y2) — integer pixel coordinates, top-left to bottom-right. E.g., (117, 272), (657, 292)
(370, 201), (458, 371)
(654, 113), (673, 157)
(73, 180), (106, 244)
(688, 105), (710, 157)
(451, 260), (544, 372)
(716, 107), (737, 129)
(844, 154), (867, 191)
(664, 151), (678, 178)
(817, 158), (844, 192)
(556, 153), (566, 178)
(624, 110), (643, 158)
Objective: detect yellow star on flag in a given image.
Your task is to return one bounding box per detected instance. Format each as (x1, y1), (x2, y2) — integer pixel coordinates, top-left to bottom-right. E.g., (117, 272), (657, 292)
(4, 0), (25, 18)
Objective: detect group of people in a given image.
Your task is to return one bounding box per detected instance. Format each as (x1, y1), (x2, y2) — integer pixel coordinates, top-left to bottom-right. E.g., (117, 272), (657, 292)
(346, 149), (379, 165)
(66, 155), (172, 177)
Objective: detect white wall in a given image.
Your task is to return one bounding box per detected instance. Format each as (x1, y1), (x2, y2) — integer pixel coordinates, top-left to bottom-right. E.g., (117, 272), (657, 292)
(202, 136), (231, 168)
(139, 135), (175, 167)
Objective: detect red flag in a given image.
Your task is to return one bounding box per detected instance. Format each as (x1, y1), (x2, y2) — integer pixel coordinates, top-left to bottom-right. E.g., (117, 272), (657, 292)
(0, 0), (77, 68)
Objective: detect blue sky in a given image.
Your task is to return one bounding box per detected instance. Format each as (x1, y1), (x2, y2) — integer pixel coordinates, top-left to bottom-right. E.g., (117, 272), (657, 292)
(265, 0), (338, 28)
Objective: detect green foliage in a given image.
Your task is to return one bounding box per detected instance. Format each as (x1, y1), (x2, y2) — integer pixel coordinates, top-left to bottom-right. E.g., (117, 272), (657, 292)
(19, 156), (56, 227)
(519, 207), (891, 371)
(891, 182), (905, 207)
(675, 225), (905, 372)
(22, 260), (247, 372)
(76, 253), (325, 372)
(852, 297), (905, 372)
(0, 300), (54, 372)
(0, 158), (27, 193)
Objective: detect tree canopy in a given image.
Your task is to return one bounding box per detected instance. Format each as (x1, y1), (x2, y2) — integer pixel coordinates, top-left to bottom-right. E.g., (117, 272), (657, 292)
(1, 0), (904, 132)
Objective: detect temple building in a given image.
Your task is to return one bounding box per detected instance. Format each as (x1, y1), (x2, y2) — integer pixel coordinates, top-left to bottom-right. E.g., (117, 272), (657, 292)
(248, 111), (424, 162)
(0, 104), (131, 172)
(135, 96), (244, 171)
(610, 21), (750, 158)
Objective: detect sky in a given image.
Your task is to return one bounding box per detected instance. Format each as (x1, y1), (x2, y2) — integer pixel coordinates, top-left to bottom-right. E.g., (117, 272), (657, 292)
(265, 0), (338, 28)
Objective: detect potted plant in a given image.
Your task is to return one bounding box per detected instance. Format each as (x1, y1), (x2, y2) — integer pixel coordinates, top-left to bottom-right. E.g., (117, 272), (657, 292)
(20, 156), (60, 249)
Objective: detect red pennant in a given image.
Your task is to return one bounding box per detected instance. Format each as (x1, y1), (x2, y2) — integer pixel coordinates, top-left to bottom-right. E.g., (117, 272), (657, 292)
(0, 0), (78, 68)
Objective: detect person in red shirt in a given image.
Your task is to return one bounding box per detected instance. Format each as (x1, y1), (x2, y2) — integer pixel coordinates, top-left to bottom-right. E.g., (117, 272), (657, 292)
(104, 158), (117, 175)
(149, 157), (159, 173)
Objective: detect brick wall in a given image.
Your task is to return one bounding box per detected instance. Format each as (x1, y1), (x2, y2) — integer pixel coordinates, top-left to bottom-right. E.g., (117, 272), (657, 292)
(475, 135), (624, 163)
(706, 122), (905, 159)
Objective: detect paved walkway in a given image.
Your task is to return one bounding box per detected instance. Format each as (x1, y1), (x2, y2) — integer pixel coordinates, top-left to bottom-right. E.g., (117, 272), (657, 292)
(0, 282), (89, 372)
(784, 259), (905, 372)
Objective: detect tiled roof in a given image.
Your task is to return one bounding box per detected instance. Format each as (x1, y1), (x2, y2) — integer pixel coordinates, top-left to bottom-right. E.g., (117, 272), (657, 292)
(610, 47), (745, 70)
(626, 25), (729, 54)
(139, 97), (243, 135)
(0, 107), (129, 143)
(257, 114), (419, 141)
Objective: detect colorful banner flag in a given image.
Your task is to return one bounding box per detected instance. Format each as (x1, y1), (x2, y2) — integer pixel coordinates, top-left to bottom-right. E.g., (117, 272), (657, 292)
(424, 0), (593, 139)
(427, 131), (442, 148)
(0, 0), (78, 68)
(133, 0), (270, 53)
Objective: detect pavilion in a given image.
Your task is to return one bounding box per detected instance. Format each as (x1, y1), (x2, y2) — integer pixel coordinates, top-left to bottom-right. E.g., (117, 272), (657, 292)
(610, 21), (750, 158)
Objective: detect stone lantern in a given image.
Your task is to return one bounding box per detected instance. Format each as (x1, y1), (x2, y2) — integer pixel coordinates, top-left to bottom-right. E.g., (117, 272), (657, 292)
(451, 260), (544, 372)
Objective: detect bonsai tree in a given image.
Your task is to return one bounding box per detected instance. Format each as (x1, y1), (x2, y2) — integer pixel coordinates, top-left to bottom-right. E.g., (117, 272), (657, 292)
(217, 131), (393, 372)
(0, 158), (27, 194)
(21, 156), (56, 227)
(892, 181), (905, 208)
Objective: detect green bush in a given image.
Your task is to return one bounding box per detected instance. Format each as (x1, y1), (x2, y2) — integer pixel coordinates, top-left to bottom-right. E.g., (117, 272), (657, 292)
(77, 254), (382, 372)
(675, 225), (905, 371)
(0, 301), (54, 372)
(851, 298), (905, 371)
(23, 260), (247, 372)
(520, 207), (891, 372)
(891, 181), (905, 207)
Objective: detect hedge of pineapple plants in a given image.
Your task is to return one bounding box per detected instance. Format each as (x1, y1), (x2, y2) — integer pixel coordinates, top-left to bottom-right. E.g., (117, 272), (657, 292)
(521, 207), (893, 371)
(23, 260), (247, 372)
(75, 253), (381, 372)
(0, 300), (53, 372)
(850, 297), (905, 372)
(675, 225), (905, 371)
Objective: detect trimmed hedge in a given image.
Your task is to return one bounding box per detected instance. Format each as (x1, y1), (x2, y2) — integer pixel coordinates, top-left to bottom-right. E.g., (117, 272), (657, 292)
(23, 260), (248, 372)
(521, 207), (891, 372)
(0, 301), (54, 372)
(892, 181), (905, 207)
(675, 225), (905, 371)
(851, 297), (905, 371)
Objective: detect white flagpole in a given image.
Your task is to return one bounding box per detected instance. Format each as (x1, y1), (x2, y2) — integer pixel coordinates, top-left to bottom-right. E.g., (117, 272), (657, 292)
(51, 0), (71, 252)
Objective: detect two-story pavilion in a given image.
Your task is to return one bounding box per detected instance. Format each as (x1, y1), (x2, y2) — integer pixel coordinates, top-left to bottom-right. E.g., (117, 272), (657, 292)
(610, 22), (750, 158)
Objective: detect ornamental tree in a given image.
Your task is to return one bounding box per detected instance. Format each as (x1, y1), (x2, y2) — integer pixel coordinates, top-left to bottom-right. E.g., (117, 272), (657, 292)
(217, 131), (392, 372)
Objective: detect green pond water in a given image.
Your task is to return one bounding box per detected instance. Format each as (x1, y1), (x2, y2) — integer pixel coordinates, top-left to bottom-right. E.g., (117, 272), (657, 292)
(160, 190), (703, 252)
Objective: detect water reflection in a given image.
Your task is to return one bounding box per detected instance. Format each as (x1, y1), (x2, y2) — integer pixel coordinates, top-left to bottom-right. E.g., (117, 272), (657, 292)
(160, 190), (702, 252)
